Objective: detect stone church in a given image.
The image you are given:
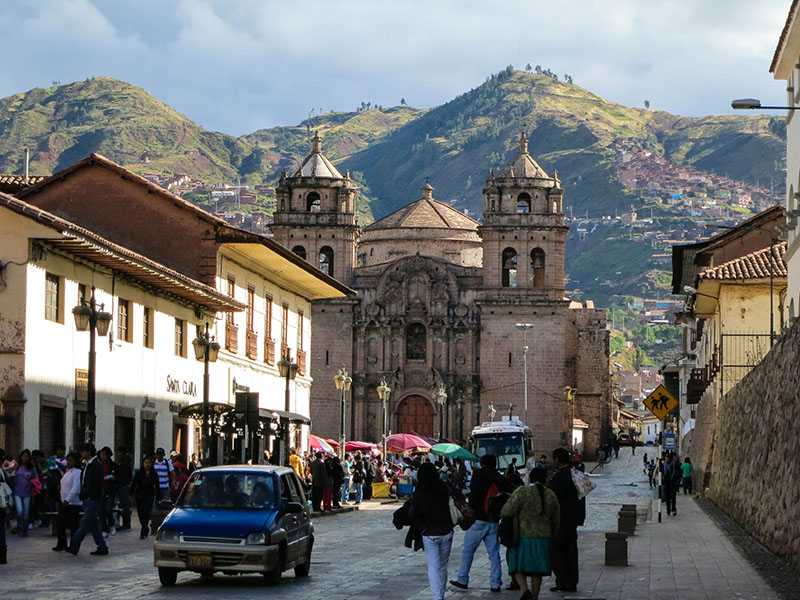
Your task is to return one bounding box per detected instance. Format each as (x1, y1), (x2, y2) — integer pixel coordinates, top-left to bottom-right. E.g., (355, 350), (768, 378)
(270, 132), (610, 456)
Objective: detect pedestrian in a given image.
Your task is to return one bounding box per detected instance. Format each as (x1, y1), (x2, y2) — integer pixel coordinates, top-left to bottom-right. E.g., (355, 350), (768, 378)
(309, 452), (326, 512)
(504, 457), (519, 479)
(351, 457), (365, 505)
(363, 457), (375, 500)
(331, 456), (344, 509)
(53, 451), (82, 551)
(114, 446), (133, 531)
(642, 453), (649, 473)
(500, 467), (560, 600)
(66, 443), (109, 556)
(130, 456), (159, 539)
(451, 457), (467, 492)
(0, 449), (10, 564)
(170, 461), (189, 503)
(289, 448), (304, 479)
(647, 460), (656, 488)
(450, 453), (513, 592)
(663, 454), (680, 515)
(613, 439), (620, 459)
(534, 455), (548, 470)
(97, 446), (116, 536)
(11, 449), (38, 536)
(188, 453), (202, 474)
(341, 453), (351, 504)
(152, 448), (175, 503)
(410, 462), (454, 600)
(681, 457), (693, 495)
(549, 447), (584, 593)
(322, 455), (334, 511)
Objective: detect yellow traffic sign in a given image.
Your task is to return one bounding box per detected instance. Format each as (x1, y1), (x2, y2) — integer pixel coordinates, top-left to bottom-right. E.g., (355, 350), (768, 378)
(644, 384), (678, 420)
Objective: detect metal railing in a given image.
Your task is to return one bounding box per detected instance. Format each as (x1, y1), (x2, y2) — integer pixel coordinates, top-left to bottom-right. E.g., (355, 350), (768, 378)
(720, 333), (771, 395)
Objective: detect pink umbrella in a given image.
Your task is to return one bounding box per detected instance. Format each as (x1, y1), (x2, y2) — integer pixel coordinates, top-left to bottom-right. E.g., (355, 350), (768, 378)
(325, 438), (340, 450)
(345, 441), (375, 452)
(385, 433), (431, 454)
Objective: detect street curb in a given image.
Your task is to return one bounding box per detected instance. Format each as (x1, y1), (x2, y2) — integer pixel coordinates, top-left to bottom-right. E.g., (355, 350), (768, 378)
(310, 506), (359, 518)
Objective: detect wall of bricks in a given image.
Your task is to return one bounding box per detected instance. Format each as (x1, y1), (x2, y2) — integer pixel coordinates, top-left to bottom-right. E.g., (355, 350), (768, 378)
(699, 319), (800, 569)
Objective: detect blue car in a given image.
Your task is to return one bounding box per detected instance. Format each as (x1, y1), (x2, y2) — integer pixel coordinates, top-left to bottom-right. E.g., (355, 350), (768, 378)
(153, 465), (313, 586)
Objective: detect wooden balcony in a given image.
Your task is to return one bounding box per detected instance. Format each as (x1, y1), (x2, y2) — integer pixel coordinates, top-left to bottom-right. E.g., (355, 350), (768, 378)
(297, 349), (307, 376)
(264, 338), (276, 366)
(226, 321), (239, 353)
(246, 329), (258, 360)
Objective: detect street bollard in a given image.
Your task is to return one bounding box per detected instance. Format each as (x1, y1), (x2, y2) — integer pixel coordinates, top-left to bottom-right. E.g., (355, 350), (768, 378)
(605, 532), (629, 566)
(618, 505), (637, 535)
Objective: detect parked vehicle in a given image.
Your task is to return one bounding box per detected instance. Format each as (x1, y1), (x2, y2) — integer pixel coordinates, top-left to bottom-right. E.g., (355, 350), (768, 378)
(153, 465), (313, 586)
(617, 433), (633, 446)
(468, 418), (533, 475)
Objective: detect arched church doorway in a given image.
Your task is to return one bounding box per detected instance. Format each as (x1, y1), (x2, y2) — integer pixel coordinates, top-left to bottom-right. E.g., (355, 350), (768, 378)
(396, 395), (434, 437)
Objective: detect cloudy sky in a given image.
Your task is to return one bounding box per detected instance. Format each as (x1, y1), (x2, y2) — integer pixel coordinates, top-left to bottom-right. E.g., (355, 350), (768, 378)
(0, 0), (791, 136)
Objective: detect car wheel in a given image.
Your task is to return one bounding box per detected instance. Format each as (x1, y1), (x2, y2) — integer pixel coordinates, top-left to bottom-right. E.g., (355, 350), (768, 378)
(294, 538), (313, 578)
(158, 567), (179, 586)
(264, 545), (285, 586)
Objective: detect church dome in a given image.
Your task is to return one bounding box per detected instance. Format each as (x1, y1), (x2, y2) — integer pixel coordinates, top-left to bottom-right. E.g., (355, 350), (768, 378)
(365, 184), (479, 232)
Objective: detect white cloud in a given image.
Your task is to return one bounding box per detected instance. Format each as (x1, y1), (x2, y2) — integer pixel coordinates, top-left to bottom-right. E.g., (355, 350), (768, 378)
(0, 0), (791, 134)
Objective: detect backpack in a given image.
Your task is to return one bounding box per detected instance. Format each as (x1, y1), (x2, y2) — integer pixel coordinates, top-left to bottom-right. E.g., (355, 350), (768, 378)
(0, 470), (12, 511)
(483, 482), (501, 521)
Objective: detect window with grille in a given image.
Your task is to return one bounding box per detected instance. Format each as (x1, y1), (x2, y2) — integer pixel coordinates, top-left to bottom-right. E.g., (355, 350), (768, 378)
(297, 309), (304, 350)
(247, 286), (255, 332)
(265, 295), (273, 339)
(45, 273), (60, 322)
(118, 298), (130, 342)
(143, 307), (153, 349)
(226, 276), (235, 324)
(175, 318), (185, 357)
(281, 303), (289, 346)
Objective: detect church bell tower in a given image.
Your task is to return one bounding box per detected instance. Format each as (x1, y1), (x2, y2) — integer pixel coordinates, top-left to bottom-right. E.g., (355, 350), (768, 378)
(270, 132), (359, 284)
(479, 133), (567, 300)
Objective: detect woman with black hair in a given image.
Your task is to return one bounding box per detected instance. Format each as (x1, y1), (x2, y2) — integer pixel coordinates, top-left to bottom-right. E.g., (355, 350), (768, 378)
(409, 462), (454, 600)
(500, 467), (560, 600)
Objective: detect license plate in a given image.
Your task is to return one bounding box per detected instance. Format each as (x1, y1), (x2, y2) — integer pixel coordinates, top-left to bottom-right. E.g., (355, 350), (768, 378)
(187, 554), (213, 569)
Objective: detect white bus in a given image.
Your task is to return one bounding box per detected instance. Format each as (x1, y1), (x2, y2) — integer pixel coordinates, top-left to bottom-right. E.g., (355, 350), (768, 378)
(468, 418), (534, 475)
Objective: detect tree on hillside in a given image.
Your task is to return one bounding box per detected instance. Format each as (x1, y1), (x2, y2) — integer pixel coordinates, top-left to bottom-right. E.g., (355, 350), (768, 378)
(400, 98), (407, 105)
(644, 100), (650, 109)
(525, 63), (532, 72)
(565, 74), (574, 84)
(535, 65), (542, 74)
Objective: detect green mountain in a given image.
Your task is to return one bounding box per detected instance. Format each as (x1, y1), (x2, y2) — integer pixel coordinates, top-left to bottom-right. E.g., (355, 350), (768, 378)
(0, 71), (785, 306)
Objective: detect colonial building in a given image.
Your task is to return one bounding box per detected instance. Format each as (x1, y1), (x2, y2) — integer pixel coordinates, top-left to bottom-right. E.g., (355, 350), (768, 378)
(1, 155), (351, 460)
(271, 133), (611, 456)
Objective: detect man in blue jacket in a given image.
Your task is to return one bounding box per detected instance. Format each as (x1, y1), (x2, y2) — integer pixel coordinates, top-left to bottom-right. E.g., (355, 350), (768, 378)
(67, 443), (109, 556)
(450, 454), (512, 593)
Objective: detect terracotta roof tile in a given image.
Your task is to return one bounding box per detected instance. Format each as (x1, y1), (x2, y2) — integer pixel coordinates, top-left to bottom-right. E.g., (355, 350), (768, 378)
(366, 186), (479, 231)
(699, 241), (788, 281)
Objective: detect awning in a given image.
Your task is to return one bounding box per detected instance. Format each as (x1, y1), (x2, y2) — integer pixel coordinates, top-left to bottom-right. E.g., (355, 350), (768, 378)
(178, 402), (310, 425)
(269, 409), (311, 425)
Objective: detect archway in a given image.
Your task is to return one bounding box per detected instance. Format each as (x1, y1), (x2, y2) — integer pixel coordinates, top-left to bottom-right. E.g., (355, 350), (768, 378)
(396, 395), (434, 437)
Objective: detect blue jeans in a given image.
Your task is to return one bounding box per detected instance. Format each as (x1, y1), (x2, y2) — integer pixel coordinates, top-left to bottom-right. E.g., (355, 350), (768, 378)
(456, 520), (502, 589)
(69, 499), (108, 553)
(341, 480), (350, 502)
(423, 531), (454, 600)
(14, 496), (31, 532)
(354, 483), (363, 503)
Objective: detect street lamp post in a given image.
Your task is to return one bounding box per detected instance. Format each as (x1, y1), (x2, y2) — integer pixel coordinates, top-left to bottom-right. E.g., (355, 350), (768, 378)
(377, 377), (392, 461)
(72, 286), (112, 445)
(334, 367), (352, 460)
(456, 395), (464, 443)
(436, 383), (447, 440)
(277, 353), (299, 466)
(192, 323), (220, 465)
(516, 323), (533, 425)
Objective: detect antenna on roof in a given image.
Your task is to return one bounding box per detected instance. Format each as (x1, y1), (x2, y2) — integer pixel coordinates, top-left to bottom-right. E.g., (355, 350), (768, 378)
(24, 146), (30, 182)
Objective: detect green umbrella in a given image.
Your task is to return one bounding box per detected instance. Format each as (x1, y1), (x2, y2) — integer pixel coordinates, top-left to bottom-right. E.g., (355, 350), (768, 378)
(430, 443), (478, 462)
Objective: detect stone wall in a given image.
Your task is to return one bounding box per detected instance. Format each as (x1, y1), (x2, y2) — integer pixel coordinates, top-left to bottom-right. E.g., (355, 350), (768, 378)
(703, 318), (800, 569)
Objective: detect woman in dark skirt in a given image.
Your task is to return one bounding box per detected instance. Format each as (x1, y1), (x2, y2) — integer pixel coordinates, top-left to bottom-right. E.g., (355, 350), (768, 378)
(500, 467), (560, 600)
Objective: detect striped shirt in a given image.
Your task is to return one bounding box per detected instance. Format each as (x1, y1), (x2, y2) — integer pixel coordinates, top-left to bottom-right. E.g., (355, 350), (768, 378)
(153, 458), (173, 489)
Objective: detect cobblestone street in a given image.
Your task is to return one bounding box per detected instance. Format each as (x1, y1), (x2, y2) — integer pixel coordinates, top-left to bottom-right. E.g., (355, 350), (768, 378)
(2, 451), (786, 599)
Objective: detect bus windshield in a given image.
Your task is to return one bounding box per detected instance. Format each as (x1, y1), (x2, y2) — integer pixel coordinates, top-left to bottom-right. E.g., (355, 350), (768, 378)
(473, 434), (524, 470)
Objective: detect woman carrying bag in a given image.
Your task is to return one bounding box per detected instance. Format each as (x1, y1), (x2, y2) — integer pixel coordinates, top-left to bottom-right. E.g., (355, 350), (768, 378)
(409, 462), (454, 600)
(499, 467), (560, 600)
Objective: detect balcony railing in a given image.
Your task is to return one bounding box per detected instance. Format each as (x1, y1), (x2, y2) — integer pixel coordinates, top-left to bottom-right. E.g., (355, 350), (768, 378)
(686, 368), (709, 404)
(297, 349), (307, 376)
(264, 338), (276, 366)
(226, 321), (239, 353)
(246, 329), (258, 360)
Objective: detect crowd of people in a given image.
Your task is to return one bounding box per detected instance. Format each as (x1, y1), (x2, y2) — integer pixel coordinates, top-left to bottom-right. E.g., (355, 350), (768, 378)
(0, 443), (199, 562)
(643, 451), (693, 515)
(397, 447), (586, 600)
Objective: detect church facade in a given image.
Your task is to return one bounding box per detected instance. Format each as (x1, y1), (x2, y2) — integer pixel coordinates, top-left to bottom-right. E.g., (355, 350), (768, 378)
(270, 133), (610, 457)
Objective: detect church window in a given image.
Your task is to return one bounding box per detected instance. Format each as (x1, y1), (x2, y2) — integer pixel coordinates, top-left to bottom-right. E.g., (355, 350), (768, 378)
(319, 246), (334, 275)
(406, 323), (426, 360)
(517, 192), (531, 213)
(307, 192), (321, 212)
(502, 248), (518, 288)
(530, 248), (546, 288)
(292, 245), (307, 260)
(552, 200), (558, 213)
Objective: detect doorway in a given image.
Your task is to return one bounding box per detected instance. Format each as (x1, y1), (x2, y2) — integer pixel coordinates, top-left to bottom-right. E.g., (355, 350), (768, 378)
(396, 395), (434, 437)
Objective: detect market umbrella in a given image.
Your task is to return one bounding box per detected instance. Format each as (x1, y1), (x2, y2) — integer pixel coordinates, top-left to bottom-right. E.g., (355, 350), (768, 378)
(430, 442), (478, 462)
(385, 433), (431, 454)
(309, 434), (335, 454)
(345, 441), (375, 452)
(325, 438), (340, 450)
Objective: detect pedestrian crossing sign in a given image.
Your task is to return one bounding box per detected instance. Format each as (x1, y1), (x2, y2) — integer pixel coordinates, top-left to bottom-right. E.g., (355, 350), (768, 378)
(643, 384), (678, 420)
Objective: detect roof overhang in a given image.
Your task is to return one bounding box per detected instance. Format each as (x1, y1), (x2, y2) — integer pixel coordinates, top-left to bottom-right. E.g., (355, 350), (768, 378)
(772, 0), (800, 78)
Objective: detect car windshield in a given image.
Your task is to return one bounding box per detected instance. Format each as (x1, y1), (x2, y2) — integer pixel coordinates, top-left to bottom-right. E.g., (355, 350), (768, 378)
(179, 472), (277, 510)
(473, 434), (524, 470)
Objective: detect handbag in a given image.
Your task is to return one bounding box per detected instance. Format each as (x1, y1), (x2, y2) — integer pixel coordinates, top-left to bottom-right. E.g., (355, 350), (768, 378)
(571, 468), (596, 500)
(29, 475), (43, 496)
(448, 496), (462, 526)
(497, 514), (519, 548)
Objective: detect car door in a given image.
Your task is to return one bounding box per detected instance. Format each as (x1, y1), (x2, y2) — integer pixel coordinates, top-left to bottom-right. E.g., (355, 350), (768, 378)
(290, 473), (312, 555)
(279, 473), (300, 563)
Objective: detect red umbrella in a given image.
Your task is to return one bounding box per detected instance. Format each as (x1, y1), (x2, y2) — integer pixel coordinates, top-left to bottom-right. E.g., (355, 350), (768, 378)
(385, 433), (431, 454)
(345, 441), (376, 452)
(325, 438), (340, 450)
(309, 435), (335, 453)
